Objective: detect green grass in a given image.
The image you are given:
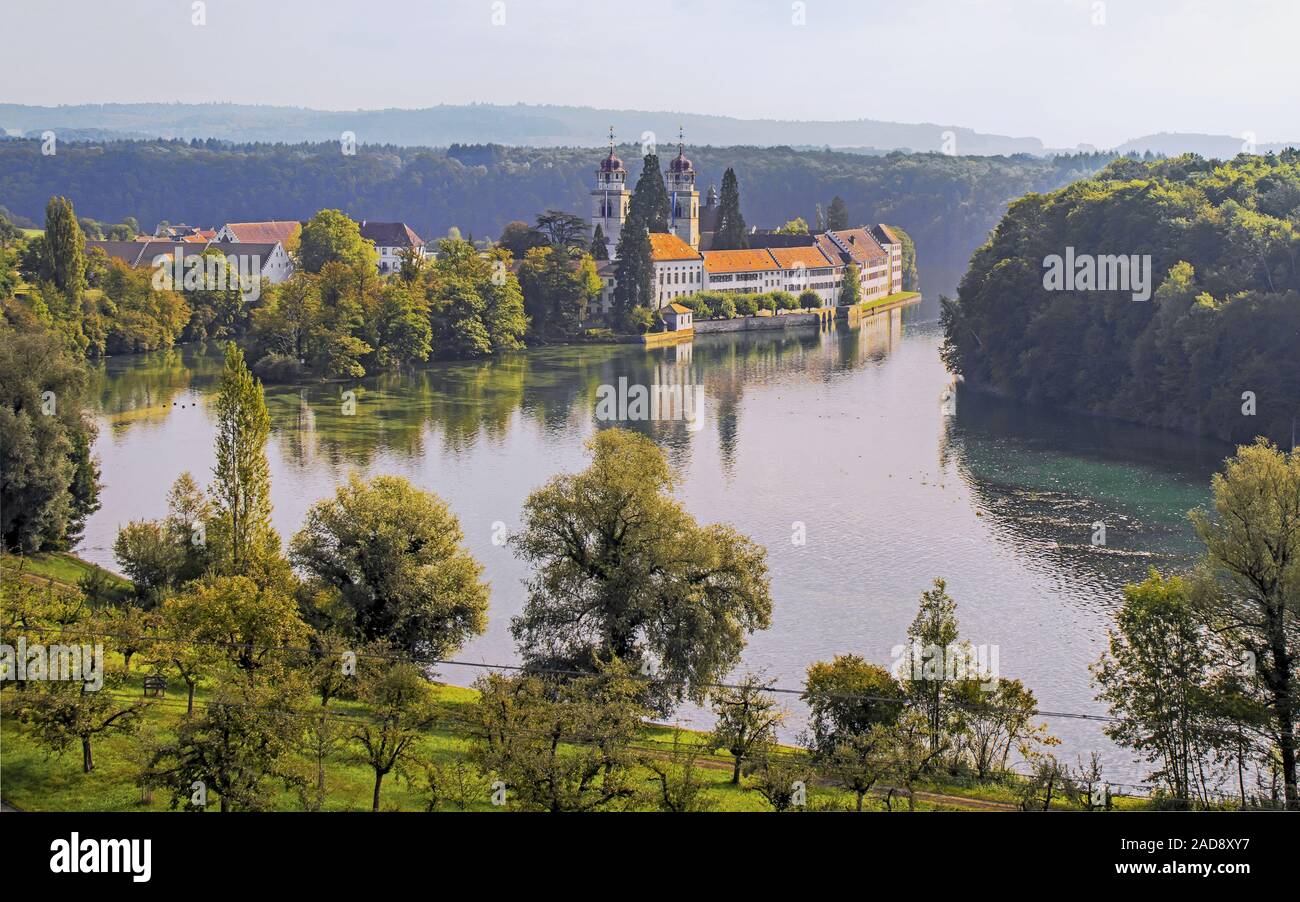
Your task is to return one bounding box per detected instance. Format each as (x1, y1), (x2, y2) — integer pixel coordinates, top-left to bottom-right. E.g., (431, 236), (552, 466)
(860, 290), (921, 313)
(1, 552), (129, 591)
(0, 672), (1003, 813)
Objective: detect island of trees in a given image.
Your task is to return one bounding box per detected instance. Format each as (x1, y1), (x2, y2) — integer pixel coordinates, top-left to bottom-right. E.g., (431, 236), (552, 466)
(942, 151), (1300, 445)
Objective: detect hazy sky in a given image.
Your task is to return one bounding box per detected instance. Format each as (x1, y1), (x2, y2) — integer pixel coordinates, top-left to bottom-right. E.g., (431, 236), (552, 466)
(6, 0), (1298, 148)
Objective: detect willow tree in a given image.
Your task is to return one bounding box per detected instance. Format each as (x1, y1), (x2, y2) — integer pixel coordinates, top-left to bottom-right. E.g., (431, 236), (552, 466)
(210, 342), (275, 574)
(510, 428), (772, 711)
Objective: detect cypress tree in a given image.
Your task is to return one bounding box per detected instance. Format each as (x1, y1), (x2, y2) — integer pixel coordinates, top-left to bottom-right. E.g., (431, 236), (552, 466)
(630, 154), (670, 233)
(713, 168), (748, 250)
(826, 195), (850, 231)
(613, 210), (654, 328)
(590, 223), (609, 261)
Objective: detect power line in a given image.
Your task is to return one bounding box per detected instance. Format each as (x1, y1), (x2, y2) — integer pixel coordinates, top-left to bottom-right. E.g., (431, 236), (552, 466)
(6, 622), (1123, 724)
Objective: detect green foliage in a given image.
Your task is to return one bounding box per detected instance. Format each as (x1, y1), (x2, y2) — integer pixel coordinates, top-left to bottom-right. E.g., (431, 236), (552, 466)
(210, 343), (276, 575)
(713, 168), (748, 250)
(469, 661), (648, 811)
(298, 210), (374, 274)
(0, 321), (101, 552)
(630, 154), (669, 234)
(290, 474), (489, 658)
(517, 244), (601, 340)
(942, 152), (1300, 444)
(825, 195), (849, 231)
(839, 263), (862, 305)
(509, 428), (773, 711)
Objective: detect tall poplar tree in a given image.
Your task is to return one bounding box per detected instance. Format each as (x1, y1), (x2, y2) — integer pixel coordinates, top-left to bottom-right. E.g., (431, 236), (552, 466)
(41, 196), (86, 298)
(211, 342), (274, 573)
(713, 168), (748, 250)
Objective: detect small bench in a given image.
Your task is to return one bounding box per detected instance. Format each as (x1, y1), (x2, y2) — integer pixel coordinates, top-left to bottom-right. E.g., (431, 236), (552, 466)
(143, 675), (167, 698)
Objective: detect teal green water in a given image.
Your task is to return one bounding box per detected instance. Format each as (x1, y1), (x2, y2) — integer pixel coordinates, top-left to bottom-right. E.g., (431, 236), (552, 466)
(80, 311), (1229, 781)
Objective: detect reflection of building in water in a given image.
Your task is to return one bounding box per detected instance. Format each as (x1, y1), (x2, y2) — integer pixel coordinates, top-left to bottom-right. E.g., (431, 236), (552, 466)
(860, 306), (904, 359)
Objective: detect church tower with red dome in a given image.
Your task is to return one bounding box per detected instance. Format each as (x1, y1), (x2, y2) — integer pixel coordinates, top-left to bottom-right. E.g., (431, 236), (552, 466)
(591, 127), (632, 258)
(665, 128), (701, 250)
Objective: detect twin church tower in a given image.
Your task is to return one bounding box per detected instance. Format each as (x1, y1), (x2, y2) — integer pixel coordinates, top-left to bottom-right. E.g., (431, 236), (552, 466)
(591, 128), (704, 258)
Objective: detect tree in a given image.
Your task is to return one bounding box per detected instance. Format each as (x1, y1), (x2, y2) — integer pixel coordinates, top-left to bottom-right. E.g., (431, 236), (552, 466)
(639, 727), (714, 812)
(0, 322), (100, 552)
(839, 263), (862, 305)
(954, 677), (1053, 780)
(497, 220), (544, 260)
(146, 681), (305, 812)
(826, 195), (849, 231)
(534, 210), (589, 251)
(901, 578), (961, 753)
(290, 474), (489, 658)
(351, 662), (439, 811)
(803, 655), (905, 753)
(590, 224), (609, 261)
(20, 664), (147, 773)
(748, 752), (814, 812)
(298, 210), (377, 274)
(210, 343), (276, 575)
(802, 655), (906, 811)
(470, 662), (647, 812)
(1189, 440), (1300, 809)
(113, 520), (185, 605)
(630, 154), (670, 233)
(776, 217), (809, 235)
(426, 239), (527, 357)
(510, 429), (772, 711)
(713, 168), (748, 250)
(517, 245), (601, 340)
(798, 289), (822, 310)
(166, 575), (308, 673)
(40, 196), (86, 298)
(709, 673), (785, 784)
(612, 214), (654, 329)
(1092, 571), (1219, 806)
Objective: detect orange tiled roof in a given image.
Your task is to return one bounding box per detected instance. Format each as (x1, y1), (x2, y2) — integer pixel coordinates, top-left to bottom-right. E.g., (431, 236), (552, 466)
(701, 248), (779, 274)
(667, 302), (692, 314)
(648, 232), (701, 262)
(768, 246), (833, 270)
(223, 221), (301, 243)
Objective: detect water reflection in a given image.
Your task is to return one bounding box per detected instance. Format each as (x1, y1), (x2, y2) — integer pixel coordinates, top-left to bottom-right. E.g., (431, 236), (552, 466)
(80, 310), (1229, 780)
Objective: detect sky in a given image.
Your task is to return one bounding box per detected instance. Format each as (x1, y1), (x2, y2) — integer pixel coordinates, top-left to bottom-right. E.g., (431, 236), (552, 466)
(5, 0), (1298, 149)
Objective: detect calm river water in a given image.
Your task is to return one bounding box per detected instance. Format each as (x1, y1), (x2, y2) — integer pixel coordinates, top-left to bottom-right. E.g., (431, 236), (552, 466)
(77, 308), (1233, 784)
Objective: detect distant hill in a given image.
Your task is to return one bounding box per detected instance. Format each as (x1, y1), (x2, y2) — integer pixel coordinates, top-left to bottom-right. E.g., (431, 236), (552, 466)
(1110, 132), (1298, 158)
(0, 102), (1045, 156)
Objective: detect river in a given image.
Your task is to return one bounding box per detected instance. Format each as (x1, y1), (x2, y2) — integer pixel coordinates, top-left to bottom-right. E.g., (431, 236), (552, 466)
(77, 306), (1233, 785)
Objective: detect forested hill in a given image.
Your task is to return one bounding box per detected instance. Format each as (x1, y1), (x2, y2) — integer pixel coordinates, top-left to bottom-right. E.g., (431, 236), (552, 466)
(942, 152), (1300, 445)
(0, 138), (1110, 299)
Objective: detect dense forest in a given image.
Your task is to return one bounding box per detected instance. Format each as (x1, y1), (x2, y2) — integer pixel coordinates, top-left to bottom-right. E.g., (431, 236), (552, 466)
(0, 138), (1113, 297)
(942, 152), (1300, 445)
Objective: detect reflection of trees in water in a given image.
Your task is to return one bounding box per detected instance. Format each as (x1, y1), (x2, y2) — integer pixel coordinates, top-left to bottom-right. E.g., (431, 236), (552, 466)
(90, 347), (201, 427)
(939, 388), (1221, 601)
(93, 312), (915, 470)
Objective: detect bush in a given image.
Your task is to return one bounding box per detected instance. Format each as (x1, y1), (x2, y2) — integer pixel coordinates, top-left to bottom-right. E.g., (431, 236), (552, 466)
(252, 353), (306, 382)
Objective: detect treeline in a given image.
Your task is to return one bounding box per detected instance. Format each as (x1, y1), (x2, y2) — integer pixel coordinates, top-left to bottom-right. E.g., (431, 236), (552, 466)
(942, 151), (1300, 444)
(0, 137), (1114, 295)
